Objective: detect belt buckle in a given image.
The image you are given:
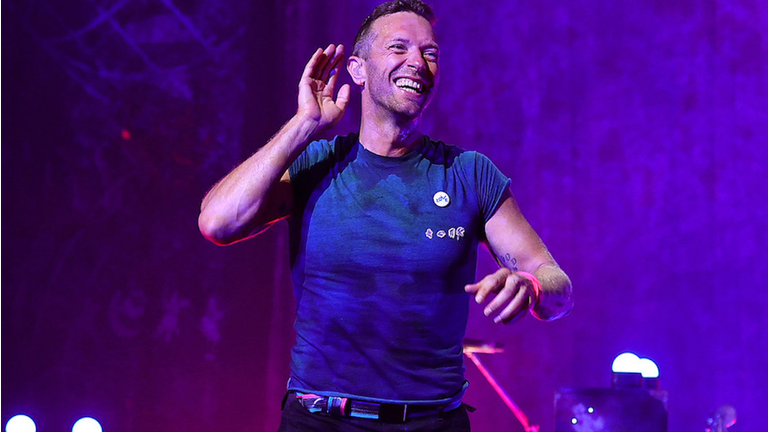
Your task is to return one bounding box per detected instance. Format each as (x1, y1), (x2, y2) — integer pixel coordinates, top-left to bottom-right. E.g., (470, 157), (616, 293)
(379, 403), (408, 423)
(295, 393), (325, 413)
(327, 396), (350, 417)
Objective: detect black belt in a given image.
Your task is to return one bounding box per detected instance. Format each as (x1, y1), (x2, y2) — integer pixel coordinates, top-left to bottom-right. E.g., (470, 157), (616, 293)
(292, 392), (463, 423)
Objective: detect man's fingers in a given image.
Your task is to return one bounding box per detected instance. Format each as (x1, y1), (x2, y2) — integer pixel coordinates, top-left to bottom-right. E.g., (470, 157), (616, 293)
(495, 287), (530, 324)
(335, 83), (351, 112)
(466, 269), (535, 324)
(301, 48), (324, 80)
(325, 70), (339, 96)
(322, 45), (345, 82)
(464, 282), (480, 294)
(483, 277), (519, 317)
(325, 54), (343, 81)
(314, 44), (336, 79)
(465, 276), (493, 303)
(302, 44), (345, 85)
(468, 274), (498, 303)
(302, 44), (335, 81)
(324, 59), (346, 96)
(465, 268), (510, 303)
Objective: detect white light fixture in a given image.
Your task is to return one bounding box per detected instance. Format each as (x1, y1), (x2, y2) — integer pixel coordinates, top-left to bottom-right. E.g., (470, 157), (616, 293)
(637, 358), (660, 379)
(72, 417), (102, 432)
(612, 352), (660, 388)
(5, 415), (36, 432)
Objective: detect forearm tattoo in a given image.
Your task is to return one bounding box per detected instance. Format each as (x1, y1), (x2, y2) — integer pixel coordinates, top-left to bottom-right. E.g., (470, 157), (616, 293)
(499, 253), (518, 271)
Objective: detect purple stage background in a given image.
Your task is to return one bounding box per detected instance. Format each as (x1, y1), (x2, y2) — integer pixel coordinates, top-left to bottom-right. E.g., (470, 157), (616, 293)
(3, 0), (767, 431)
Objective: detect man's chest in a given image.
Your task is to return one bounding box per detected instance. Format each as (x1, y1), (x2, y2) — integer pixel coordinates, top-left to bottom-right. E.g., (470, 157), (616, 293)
(301, 163), (482, 274)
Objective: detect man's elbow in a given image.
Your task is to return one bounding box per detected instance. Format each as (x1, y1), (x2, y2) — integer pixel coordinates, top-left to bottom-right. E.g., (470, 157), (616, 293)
(198, 210), (274, 246)
(198, 212), (238, 246)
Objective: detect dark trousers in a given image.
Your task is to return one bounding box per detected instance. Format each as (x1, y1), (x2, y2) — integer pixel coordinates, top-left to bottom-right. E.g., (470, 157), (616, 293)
(277, 396), (471, 432)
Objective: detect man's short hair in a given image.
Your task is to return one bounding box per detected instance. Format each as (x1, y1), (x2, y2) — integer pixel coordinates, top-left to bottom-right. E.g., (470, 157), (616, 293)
(352, 0), (437, 59)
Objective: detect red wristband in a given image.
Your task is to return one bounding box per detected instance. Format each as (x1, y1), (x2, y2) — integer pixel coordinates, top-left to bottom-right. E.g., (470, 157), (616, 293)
(515, 271), (542, 305)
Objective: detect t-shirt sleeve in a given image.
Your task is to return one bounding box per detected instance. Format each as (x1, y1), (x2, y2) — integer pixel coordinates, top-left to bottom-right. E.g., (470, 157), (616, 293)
(289, 139), (330, 182)
(471, 152), (511, 222)
(288, 137), (335, 206)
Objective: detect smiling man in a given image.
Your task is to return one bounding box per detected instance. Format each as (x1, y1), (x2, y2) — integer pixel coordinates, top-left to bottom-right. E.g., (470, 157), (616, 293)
(198, 1), (573, 430)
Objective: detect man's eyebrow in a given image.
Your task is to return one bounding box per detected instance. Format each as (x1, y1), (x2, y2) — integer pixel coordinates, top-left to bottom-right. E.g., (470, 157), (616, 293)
(388, 37), (411, 45)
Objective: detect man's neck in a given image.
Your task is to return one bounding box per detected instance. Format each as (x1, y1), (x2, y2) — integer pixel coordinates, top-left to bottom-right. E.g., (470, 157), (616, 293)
(358, 108), (424, 157)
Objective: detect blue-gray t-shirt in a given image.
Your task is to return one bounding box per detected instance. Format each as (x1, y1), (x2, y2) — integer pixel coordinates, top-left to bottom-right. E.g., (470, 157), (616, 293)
(287, 133), (510, 404)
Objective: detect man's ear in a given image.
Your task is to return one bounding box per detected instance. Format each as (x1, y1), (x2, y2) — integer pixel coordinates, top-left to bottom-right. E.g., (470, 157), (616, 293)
(347, 56), (366, 87)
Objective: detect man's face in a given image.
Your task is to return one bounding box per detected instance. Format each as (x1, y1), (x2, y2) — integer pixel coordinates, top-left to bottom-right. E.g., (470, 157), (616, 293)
(360, 12), (440, 119)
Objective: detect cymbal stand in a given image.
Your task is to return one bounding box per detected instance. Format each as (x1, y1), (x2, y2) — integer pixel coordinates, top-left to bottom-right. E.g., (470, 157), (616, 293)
(463, 341), (540, 432)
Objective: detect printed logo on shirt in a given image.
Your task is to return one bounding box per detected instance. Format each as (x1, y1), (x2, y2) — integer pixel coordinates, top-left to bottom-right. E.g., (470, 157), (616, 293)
(433, 191), (450, 207)
(425, 226), (465, 241)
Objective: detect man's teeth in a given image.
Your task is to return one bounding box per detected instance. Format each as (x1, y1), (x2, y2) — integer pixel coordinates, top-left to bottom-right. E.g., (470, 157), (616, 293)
(395, 78), (423, 93)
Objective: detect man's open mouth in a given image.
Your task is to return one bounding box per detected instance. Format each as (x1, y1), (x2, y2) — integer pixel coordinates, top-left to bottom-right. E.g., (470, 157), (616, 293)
(394, 77), (425, 94)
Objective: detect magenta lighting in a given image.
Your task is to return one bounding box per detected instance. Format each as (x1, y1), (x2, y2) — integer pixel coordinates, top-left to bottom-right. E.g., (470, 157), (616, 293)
(71, 417), (102, 432)
(5, 415), (36, 432)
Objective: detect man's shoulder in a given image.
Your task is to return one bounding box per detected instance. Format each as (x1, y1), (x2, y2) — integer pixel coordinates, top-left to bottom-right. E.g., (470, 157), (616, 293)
(310, 133), (358, 150)
(422, 136), (489, 167)
(302, 133), (359, 161)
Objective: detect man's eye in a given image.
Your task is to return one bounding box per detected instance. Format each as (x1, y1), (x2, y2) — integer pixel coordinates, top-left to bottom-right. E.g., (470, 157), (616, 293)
(390, 44), (406, 51)
(425, 52), (439, 61)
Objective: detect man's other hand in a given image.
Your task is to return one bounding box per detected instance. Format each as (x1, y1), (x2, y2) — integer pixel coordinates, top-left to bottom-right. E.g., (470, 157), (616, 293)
(465, 268), (538, 325)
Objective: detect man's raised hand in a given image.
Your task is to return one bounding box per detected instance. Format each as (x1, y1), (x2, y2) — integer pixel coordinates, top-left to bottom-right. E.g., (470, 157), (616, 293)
(297, 44), (351, 133)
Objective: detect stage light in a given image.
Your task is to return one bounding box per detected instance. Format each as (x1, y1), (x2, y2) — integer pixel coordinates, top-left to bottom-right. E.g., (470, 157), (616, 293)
(5, 415), (36, 432)
(611, 352), (660, 389)
(72, 417), (102, 432)
(611, 352), (659, 377)
(637, 358), (659, 378)
(611, 352), (640, 373)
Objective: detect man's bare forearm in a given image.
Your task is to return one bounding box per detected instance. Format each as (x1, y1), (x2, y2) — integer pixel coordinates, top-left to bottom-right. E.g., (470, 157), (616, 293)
(198, 115), (319, 245)
(199, 43), (349, 245)
(531, 264), (573, 321)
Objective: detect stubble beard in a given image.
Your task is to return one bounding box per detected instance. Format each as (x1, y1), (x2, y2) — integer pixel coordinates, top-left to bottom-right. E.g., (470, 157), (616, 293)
(367, 78), (429, 121)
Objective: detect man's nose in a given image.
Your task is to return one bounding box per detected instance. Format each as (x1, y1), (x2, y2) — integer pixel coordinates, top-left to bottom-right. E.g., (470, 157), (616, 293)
(406, 49), (427, 71)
